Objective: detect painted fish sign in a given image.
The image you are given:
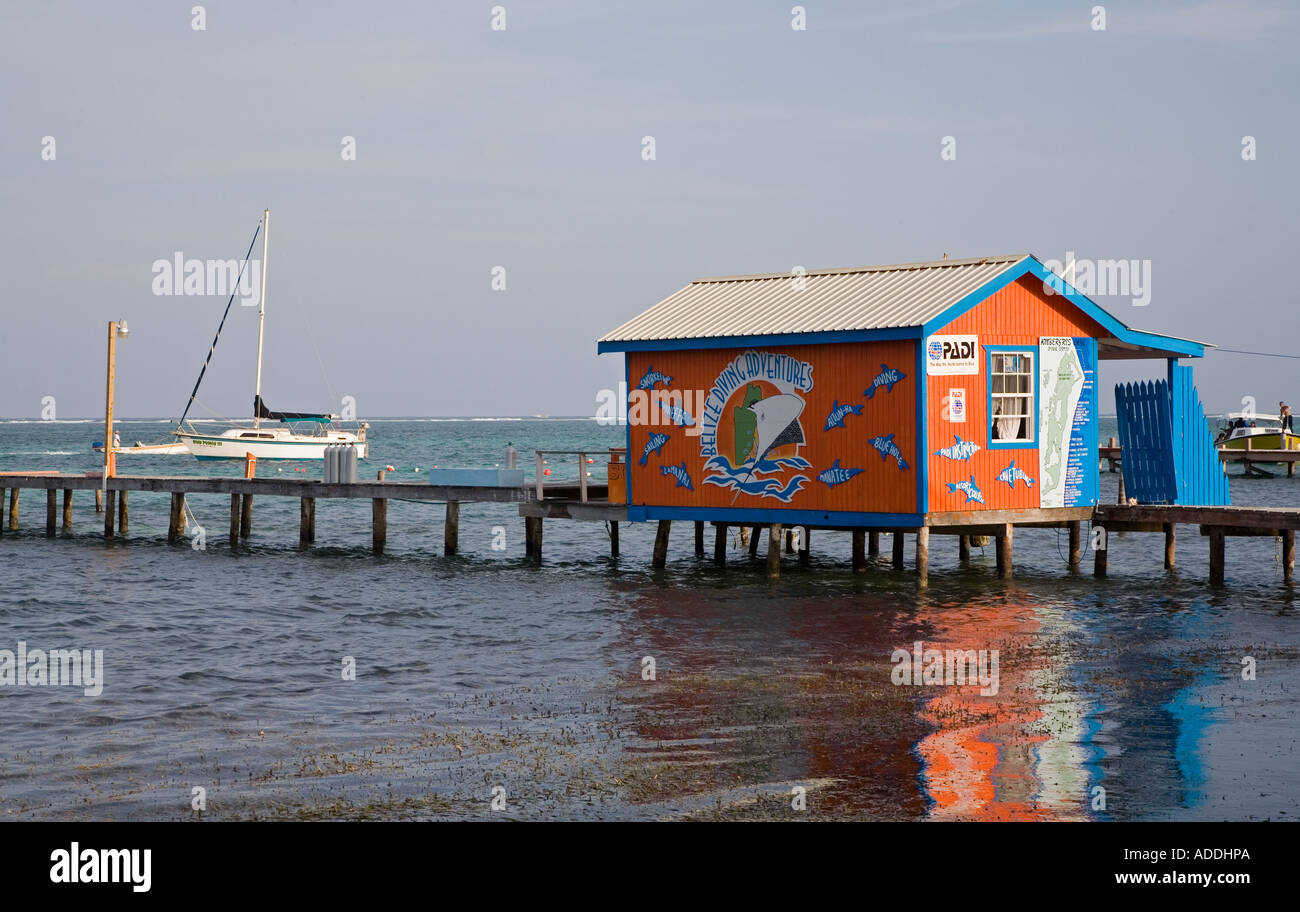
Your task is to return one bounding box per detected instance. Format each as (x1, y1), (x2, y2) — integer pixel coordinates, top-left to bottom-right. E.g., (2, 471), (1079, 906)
(865, 364), (906, 399)
(817, 459), (863, 488)
(870, 433), (910, 471)
(635, 365), (673, 390)
(996, 459), (1035, 490)
(946, 475), (986, 504)
(661, 461), (694, 490)
(933, 435), (981, 462)
(639, 432), (670, 466)
(824, 399), (863, 431)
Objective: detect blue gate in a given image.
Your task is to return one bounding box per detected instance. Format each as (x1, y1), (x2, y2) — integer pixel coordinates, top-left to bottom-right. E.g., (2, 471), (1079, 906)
(1115, 365), (1229, 505)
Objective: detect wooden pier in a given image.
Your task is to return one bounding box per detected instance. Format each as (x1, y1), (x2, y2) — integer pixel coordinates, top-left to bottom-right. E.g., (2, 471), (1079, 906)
(3, 464), (1299, 589)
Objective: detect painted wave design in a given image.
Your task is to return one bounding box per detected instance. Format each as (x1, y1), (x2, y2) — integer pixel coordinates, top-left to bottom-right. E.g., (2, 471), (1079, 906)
(703, 455), (811, 502)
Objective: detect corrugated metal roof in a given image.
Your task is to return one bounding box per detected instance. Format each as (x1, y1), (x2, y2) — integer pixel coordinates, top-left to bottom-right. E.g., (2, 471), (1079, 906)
(599, 254), (1028, 343)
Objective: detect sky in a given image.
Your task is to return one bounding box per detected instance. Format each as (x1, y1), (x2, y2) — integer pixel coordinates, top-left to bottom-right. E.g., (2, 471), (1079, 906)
(1, 0), (1296, 419)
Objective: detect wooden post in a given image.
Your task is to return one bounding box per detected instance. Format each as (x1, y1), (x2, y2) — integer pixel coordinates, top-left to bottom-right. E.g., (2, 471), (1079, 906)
(892, 531), (905, 570)
(784, 529), (794, 554)
(103, 486), (114, 538)
(916, 527), (929, 586)
(767, 523), (782, 579)
(525, 515), (543, 559)
(229, 493), (240, 544)
(996, 524), (1013, 579)
(578, 453), (587, 503)
(798, 527), (810, 566)
(535, 452), (545, 502)
(9, 487), (19, 530)
(46, 490), (56, 537)
(749, 526), (761, 557)
(1067, 521), (1081, 568)
(1094, 524), (1107, 577)
(0, 488), (5, 537)
(852, 530), (866, 572)
(168, 492), (185, 543)
(300, 497), (315, 544)
(1163, 523), (1176, 569)
(118, 490), (128, 534)
(958, 534), (971, 562)
(1116, 473), (1126, 504)
(444, 501), (459, 556)
(868, 531), (880, 556)
(610, 521), (620, 558)
(1209, 527), (1225, 585)
(239, 494), (252, 538)
(62, 489), (72, 532)
(652, 520), (671, 569)
(694, 520), (704, 557)
(372, 470), (388, 555)
(95, 488), (103, 513)
(713, 524), (726, 565)
(1284, 530), (1295, 583)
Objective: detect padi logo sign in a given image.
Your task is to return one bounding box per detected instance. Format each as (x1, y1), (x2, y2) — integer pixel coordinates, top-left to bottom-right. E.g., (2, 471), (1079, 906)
(926, 335), (978, 375)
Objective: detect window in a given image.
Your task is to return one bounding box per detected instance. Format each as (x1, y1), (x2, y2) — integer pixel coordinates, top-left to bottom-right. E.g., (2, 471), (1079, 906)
(990, 350), (1034, 444)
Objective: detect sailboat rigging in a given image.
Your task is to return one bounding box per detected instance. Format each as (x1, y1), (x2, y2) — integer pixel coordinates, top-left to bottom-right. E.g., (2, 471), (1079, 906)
(174, 209), (368, 460)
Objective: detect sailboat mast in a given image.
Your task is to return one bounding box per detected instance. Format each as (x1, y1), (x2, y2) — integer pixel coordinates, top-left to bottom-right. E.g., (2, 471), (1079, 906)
(253, 208), (270, 429)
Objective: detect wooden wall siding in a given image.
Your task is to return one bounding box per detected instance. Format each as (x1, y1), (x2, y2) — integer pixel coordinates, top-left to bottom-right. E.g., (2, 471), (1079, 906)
(926, 275), (1106, 512)
(627, 340), (918, 514)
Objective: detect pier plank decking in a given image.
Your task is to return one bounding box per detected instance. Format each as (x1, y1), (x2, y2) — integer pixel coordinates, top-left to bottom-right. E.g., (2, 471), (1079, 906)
(2, 471), (1298, 587)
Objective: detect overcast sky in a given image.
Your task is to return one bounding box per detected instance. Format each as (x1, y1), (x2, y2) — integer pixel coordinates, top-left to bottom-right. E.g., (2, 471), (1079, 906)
(1, 0), (1296, 419)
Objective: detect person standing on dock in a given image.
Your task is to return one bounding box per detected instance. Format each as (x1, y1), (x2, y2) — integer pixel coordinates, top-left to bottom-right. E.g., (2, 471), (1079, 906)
(1281, 401), (1293, 433)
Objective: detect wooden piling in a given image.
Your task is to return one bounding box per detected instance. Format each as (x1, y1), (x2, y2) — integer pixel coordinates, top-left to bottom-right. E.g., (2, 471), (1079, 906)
(9, 487), (19, 530)
(798, 528), (810, 566)
(1067, 521), (1081, 568)
(103, 487), (114, 538)
(713, 523), (726, 565)
(610, 520), (620, 558)
(62, 489), (72, 532)
(767, 523), (782, 579)
(1117, 472), (1126, 504)
(524, 515), (543, 559)
(372, 471), (388, 555)
(1209, 527), (1225, 585)
(229, 493), (240, 544)
(118, 490), (128, 534)
(94, 488), (103, 513)
(868, 531), (880, 556)
(1284, 529), (1295, 583)
(168, 492), (185, 543)
(652, 519), (671, 569)
(958, 534), (970, 562)
(0, 488), (5, 537)
(995, 524), (1013, 579)
(46, 490), (56, 537)
(300, 497), (315, 544)
(694, 520), (705, 557)
(1163, 522), (1176, 569)
(784, 528), (794, 554)
(891, 531), (904, 570)
(851, 530), (866, 572)
(1093, 525), (1107, 578)
(444, 501), (459, 556)
(749, 525), (761, 557)
(239, 494), (252, 539)
(916, 527), (929, 585)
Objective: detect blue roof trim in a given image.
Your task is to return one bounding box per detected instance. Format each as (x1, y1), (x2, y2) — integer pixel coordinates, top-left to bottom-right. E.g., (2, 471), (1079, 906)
(921, 256), (1207, 358)
(598, 325), (921, 354)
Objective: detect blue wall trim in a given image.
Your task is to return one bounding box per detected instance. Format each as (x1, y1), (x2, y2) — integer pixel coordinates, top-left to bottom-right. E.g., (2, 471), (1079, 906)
(915, 339), (928, 514)
(598, 325), (921, 354)
(626, 505), (924, 528)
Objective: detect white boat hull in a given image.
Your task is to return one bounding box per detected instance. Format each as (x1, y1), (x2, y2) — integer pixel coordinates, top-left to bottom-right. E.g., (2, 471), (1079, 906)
(93, 442), (191, 456)
(177, 432), (367, 460)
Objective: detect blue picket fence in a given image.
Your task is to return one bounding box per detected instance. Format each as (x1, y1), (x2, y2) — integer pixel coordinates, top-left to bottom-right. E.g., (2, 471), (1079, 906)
(1115, 367), (1229, 505)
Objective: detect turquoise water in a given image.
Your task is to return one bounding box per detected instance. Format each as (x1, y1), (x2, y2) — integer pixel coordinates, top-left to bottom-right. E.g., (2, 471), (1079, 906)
(0, 417), (1296, 820)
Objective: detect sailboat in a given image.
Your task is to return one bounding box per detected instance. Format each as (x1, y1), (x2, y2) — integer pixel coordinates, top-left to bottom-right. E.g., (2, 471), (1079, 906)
(174, 210), (369, 460)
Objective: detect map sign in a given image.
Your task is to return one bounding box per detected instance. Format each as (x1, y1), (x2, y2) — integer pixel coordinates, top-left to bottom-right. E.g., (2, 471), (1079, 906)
(1038, 337), (1097, 507)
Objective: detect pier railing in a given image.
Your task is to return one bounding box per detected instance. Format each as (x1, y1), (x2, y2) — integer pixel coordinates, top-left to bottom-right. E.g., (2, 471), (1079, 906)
(534, 450), (598, 502)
